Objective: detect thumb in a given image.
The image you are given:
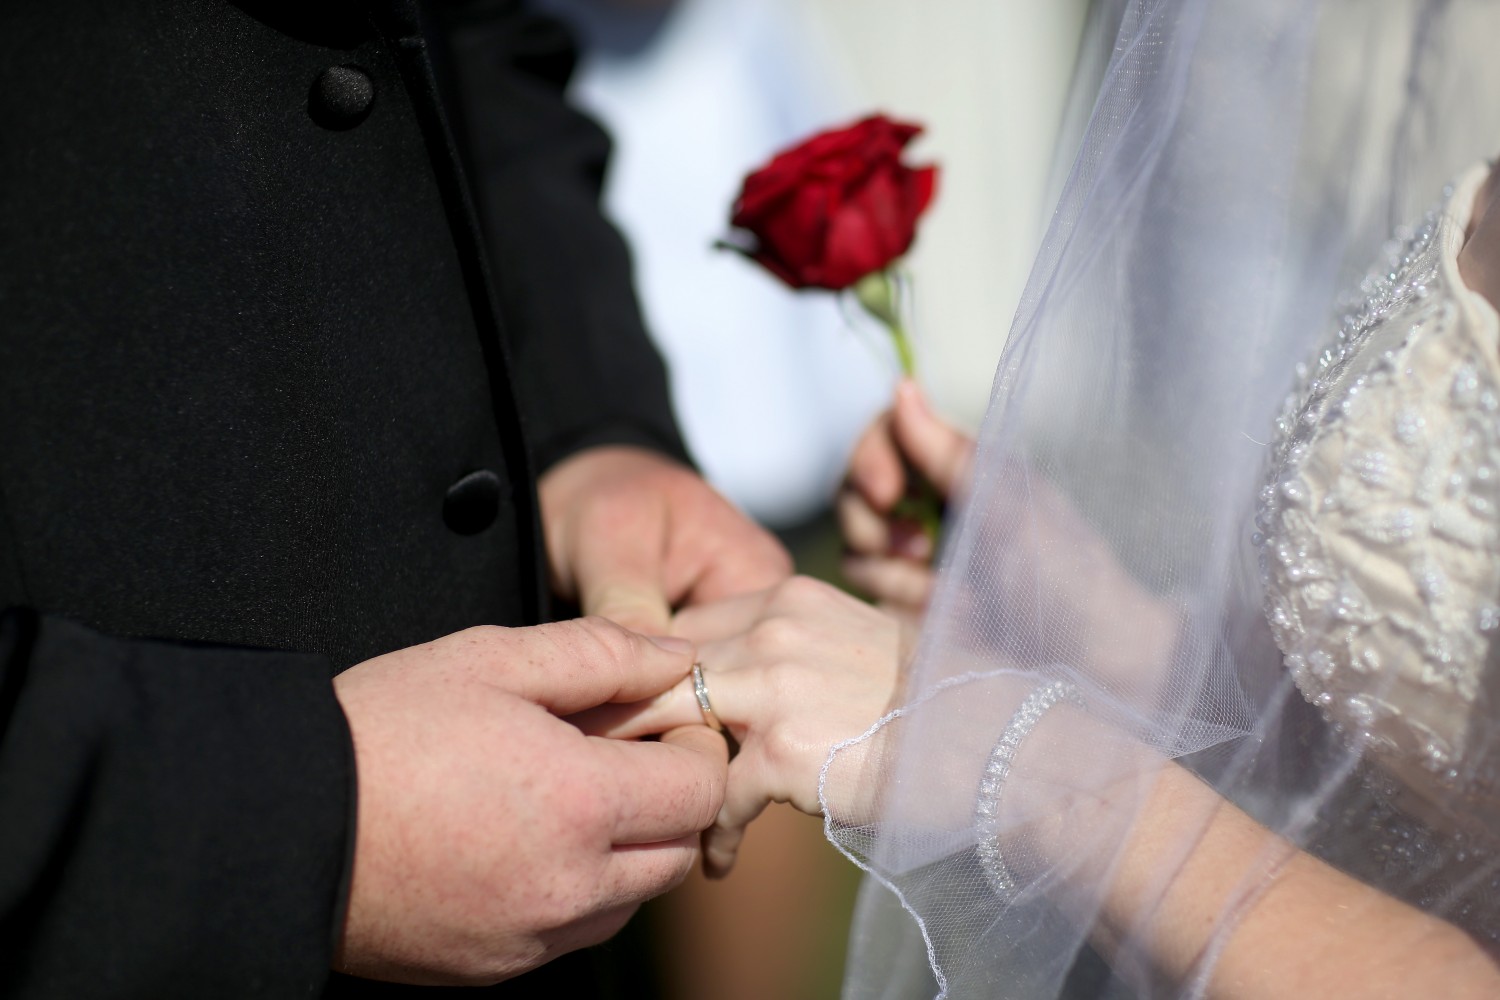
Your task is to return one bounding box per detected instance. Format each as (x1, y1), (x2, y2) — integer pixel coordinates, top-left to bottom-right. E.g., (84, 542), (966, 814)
(891, 379), (973, 497)
(516, 618), (697, 715)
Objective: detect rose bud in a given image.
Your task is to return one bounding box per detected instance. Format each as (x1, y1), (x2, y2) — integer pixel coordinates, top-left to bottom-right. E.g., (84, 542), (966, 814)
(723, 115), (939, 292)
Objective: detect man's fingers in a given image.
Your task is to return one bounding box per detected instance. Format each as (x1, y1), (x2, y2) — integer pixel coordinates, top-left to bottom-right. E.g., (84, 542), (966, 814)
(891, 379), (972, 496)
(584, 582), (673, 635)
(847, 410), (905, 512)
(570, 653), (768, 740)
(567, 652), (768, 739)
(503, 620), (696, 715)
(598, 726), (728, 845)
(602, 839), (702, 912)
(540, 900), (643, 962)
(566, 490), (672, 632)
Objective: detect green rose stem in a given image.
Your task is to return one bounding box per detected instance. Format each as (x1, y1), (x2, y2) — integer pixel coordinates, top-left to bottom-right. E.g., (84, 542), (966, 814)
(851, 268), (943, 547)
(853, 269), (916, 377)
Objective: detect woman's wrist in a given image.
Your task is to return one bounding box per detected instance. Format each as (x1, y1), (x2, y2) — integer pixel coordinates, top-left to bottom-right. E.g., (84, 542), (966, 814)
(974, 680), (1088, 893)
(976, 691), (1162, 899)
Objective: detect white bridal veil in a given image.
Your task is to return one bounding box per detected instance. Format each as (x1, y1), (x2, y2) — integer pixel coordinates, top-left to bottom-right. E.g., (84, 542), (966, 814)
(823, 0), (1500, 996)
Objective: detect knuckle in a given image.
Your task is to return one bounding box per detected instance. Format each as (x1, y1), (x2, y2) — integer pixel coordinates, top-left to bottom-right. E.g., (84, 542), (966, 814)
(441, 624), (510, 675)
(748, 616), (802, 656)
(699, 782), (728, 831)
(558, 761), (615, 833)
(566, 787), (611, 836)
(579, 614), (631, 644)
(576, 616), (635, 668)
(778, 574), (829, 606)
(683, 763), (727, 831)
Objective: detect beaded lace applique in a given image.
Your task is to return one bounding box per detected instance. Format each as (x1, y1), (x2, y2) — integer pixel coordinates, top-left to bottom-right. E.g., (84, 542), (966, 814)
(1257, 176), (1500, 802)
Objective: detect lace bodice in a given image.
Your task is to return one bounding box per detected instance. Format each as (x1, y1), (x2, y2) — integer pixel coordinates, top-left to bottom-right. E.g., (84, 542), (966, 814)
(1258, 164), (1500, 940)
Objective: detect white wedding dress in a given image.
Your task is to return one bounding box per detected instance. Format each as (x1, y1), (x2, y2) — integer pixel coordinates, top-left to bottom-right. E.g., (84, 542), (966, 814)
(1259, 163), (1500, 952)
(826, 2), (1500, 996)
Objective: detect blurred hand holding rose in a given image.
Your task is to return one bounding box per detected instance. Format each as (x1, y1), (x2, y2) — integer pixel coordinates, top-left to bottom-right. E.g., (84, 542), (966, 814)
(720, 113), (943, 539)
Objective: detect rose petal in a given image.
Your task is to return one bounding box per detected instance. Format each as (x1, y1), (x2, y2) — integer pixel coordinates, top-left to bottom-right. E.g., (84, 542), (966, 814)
(910, 165), (938, 216)
(726, 114), (936, 290)
(821, 204), (891, 289)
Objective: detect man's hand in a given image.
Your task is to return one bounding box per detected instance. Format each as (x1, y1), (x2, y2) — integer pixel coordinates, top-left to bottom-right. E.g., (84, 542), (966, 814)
(538, 446), (793, 633)
(332, 620), (727, 986)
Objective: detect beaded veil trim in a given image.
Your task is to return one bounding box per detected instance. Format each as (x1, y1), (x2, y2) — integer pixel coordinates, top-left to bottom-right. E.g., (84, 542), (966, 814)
(974, 680), (1087, 896)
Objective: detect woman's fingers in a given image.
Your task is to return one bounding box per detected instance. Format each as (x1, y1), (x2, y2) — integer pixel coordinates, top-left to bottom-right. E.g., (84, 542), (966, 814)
(567, 644), (766, 739)
(566, 677), (702, 739)
(841, 554), (935, 612)
(702, 754), (776, 879)
(670, 587), (777, 644)
(837, 485), (893, 556)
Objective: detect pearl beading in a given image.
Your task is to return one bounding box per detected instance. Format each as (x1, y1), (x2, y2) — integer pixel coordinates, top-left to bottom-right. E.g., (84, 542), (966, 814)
(1257, 184), (1500, 791)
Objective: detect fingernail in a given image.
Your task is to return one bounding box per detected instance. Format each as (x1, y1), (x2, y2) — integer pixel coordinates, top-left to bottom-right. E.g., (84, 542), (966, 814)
(646, 634), (694, 655)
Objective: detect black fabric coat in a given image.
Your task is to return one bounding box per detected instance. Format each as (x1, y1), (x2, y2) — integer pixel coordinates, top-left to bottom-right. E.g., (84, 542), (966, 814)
(0, 0), (686, 995)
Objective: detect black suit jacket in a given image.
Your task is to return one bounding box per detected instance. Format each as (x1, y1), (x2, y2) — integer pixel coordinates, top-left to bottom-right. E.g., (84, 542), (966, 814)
(0, 1), (684, 995)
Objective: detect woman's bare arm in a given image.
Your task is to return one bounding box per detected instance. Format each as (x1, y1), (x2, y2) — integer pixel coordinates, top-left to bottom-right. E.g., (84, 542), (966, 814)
(1092, 762), (1500, 998)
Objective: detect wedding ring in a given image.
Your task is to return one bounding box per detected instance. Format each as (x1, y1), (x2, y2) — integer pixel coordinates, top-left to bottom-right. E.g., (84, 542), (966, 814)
(691, 663), (725, 733)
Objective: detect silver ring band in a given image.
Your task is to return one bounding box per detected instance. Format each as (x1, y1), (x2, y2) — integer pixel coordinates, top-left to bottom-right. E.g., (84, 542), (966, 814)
(691, 663), (725, 732)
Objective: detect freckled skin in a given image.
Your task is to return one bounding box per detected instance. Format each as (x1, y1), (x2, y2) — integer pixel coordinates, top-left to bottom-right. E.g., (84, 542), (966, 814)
(331, 619), (727, 986)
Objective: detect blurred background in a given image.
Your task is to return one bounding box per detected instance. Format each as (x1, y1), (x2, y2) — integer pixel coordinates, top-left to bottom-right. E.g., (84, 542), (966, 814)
(533, 0), (1092, 995)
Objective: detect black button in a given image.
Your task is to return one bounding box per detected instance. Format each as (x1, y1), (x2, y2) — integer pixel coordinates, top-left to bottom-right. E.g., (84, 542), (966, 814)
(443, 470), (503, 535)
(309, 65), (374, 130)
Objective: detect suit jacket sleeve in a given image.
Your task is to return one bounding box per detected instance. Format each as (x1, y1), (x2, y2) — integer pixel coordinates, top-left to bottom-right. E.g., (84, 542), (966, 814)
(0, 608), (354, 999)
(431, 0), (695, 475)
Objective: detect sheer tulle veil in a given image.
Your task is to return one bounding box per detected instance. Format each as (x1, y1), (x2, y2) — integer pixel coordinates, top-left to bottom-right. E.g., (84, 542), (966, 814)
(821, 1), (1500, 997)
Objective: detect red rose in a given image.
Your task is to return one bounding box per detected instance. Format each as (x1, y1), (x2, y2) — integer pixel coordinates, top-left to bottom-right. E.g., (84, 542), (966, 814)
(727, 115), (939, 291)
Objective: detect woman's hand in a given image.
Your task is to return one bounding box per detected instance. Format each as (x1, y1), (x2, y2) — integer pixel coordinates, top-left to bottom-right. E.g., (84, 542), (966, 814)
(568, 577), (904, 877)
(840, 380), (974, 620)
(848, 380), (1179, 690)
